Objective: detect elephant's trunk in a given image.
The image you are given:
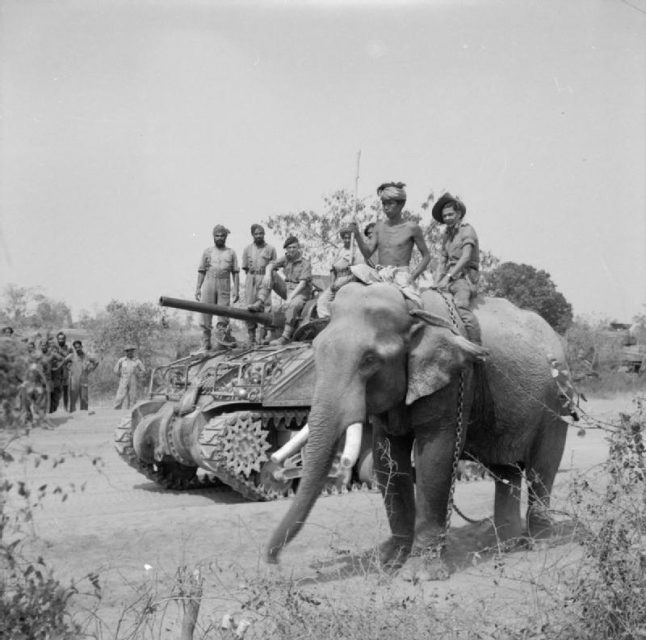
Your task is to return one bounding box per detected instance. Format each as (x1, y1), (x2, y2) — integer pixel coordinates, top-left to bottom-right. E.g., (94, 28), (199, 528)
(266, 392), (366, 563)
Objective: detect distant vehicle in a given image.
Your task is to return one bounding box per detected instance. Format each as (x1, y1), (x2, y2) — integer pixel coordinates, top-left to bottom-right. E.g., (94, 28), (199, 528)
(610, 322), (646, 373)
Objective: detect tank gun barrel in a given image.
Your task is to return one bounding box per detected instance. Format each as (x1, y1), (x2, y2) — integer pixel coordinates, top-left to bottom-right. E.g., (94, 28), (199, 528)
(159, 296), (285, 329)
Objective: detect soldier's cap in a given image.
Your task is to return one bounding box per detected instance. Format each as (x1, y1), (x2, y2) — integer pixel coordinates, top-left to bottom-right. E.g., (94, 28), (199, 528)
(432, 192), (467, 223)
(283, 235), (299, 249)
(72, 339), (83, 347)
(124, 346), (136, 352)
(377, 182), (407, 202)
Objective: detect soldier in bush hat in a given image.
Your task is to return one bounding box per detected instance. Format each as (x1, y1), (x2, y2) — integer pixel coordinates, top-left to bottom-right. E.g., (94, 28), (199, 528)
(113, 346), (145, 410)
(241, 223), (277, 345)
(248, 235), (312, 345)
(195, 224), (240, 351)
(432, 192), (482, 344)
(350, 181), (430, 286)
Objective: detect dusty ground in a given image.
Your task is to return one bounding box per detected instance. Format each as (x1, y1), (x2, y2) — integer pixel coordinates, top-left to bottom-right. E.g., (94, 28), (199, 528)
(3, 392), (639, 638)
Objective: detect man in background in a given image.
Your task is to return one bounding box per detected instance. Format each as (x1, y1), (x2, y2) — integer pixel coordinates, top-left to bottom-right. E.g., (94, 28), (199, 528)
(113, 346), (145, 409)
(63, 340), (99, 412)
(52, 331), (73, 411)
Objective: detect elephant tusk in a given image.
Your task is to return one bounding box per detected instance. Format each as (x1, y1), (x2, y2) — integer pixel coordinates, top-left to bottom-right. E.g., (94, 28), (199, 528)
(340, 422), (363, 469)
(270, 424), (310, 464)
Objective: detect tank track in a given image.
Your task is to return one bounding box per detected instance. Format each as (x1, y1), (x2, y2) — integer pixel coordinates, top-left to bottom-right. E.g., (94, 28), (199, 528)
(114, 417), (224, 491)
(199, 409), (309, 501)
(199, 408), (381, 501)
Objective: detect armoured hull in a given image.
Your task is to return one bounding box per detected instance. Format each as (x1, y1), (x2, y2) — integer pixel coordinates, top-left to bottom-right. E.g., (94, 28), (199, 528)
(114, 341), (376, 500)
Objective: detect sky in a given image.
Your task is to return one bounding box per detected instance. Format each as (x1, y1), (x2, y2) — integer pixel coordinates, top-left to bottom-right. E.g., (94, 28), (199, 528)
(1, 0), (645, 322)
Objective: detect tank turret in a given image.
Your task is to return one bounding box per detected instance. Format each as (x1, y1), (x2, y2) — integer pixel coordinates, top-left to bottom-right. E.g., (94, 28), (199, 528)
(114, 292), (374, 500)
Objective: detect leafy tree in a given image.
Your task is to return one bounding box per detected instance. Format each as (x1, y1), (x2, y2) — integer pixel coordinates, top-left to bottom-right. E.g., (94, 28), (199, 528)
(0, 285), (72, 332)
(0, 284), (31, 326)
(31, 295), (73, 329)
(92, 300), (165, 365)
(264, 188), (501, 284)
(483, 262), (573, 333)
(264, 189), (381, 272)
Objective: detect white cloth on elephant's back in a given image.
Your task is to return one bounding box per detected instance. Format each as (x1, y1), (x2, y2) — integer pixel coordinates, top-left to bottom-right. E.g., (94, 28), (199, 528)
(349, 264), (422, 305)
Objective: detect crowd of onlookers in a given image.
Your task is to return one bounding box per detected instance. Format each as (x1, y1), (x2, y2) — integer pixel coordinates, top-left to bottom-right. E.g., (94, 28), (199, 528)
(1, 326), (146, 424)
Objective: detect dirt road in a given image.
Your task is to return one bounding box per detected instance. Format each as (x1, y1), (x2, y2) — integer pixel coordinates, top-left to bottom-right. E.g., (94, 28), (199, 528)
(3, 394), (635, 637)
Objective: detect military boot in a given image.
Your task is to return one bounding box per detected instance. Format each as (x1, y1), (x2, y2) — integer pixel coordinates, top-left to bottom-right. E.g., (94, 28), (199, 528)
(247, 328), (257, 345)
(269, 324), (294, 346)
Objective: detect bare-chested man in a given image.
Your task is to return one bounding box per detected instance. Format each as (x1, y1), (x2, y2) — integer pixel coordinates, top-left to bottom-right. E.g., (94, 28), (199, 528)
(350, 182), (430, 285)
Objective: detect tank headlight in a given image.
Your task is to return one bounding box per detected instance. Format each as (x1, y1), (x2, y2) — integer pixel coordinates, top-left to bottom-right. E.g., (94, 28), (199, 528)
(235, 387), (248, 399)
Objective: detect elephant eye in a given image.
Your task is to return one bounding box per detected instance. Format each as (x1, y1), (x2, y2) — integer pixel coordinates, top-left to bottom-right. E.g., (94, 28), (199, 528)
(360, 353), (380, 371)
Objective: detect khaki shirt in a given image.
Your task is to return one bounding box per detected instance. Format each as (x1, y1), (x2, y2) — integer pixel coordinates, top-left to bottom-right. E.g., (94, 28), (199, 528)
(331, 245), (362, 277)
(198, 247), (239, 279)
(441, 222), (480, 272)
(275, 254), (313, 297)
(114, 357), (145, 381)
(242, 243), (277, 275)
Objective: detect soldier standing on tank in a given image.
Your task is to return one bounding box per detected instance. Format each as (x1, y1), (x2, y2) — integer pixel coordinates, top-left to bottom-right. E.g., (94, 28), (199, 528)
(241, 224), (277, 345)
(248, 235), (312, 345)
(195, 225), (240, 351)
(63, 340), (99, 412)
(113, 346), (145, 409)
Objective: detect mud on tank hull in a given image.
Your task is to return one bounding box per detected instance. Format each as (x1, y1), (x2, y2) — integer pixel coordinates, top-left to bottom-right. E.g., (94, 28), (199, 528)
(114, 343), (377, 500)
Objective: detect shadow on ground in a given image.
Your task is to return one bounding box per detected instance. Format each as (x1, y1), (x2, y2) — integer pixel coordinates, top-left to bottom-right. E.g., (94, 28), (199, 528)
(298, 518), (581, 584)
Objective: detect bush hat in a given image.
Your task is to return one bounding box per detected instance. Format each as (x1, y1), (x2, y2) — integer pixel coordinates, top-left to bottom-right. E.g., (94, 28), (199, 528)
(432, 192), (467, 223)
(124, 346), (136, 352)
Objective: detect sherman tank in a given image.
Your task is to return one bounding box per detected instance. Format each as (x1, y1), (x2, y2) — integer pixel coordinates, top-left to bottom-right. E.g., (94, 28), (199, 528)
(114, 294), (375, 500)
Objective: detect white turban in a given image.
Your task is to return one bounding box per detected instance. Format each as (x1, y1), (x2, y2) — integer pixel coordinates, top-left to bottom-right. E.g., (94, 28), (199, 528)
(377, 182), (407, 202)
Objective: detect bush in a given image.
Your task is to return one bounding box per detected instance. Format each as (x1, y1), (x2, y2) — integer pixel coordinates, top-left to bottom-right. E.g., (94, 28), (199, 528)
(561, 398), (646, 639)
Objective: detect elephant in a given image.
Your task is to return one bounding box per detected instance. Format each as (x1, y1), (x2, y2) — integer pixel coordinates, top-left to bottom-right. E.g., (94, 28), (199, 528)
(266, 281), (575, 581)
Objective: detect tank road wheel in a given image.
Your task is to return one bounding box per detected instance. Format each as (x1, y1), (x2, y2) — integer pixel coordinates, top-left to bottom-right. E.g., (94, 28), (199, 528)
(221, 412), (272, 477)
(255, 460), (294, 497)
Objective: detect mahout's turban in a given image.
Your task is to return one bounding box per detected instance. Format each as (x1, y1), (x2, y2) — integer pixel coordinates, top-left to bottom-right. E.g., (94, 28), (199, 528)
(250, 224), (265, 234)
(377, 182), (407, 202)
(212, 224), (230, 236)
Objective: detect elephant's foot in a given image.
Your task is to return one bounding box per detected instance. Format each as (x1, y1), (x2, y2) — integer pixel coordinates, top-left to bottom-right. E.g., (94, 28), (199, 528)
(397, 550), (449, 582)
(377, 536), (412, 571)
(526, 516), (576, 542)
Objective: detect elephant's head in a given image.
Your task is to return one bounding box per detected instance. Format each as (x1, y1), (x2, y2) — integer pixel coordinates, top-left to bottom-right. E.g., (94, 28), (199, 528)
(266, 282), (485, 562)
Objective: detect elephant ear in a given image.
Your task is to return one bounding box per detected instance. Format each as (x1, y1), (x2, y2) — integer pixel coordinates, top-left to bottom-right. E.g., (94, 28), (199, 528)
(406, 322), (485, 405)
